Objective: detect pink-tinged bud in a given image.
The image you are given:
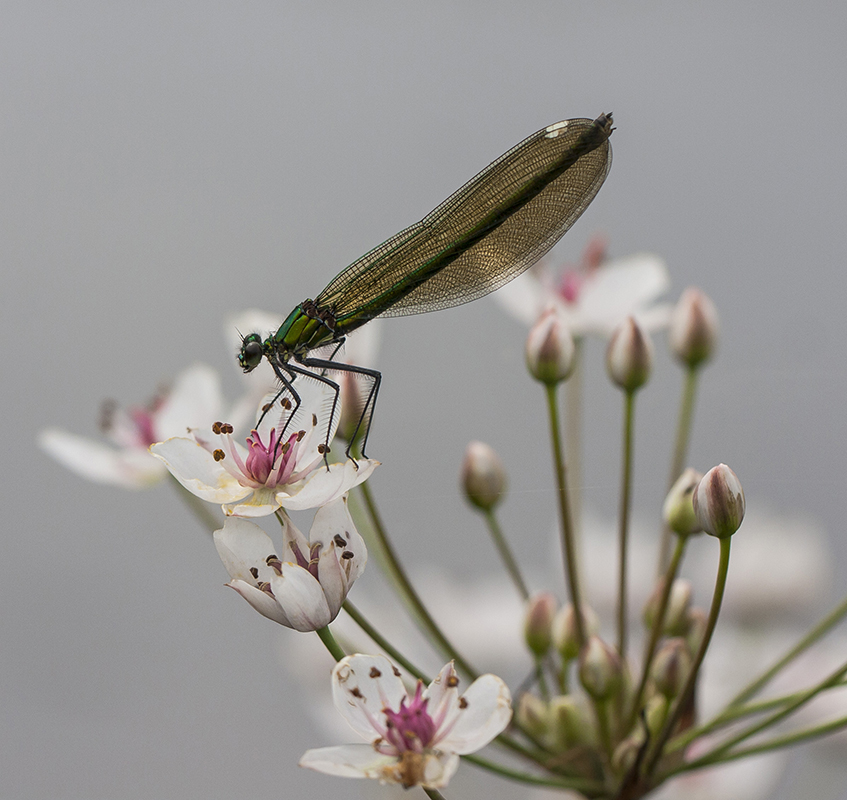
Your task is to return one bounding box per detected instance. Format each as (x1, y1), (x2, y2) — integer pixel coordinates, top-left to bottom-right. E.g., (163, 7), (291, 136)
(526, 307), (576, 385)
(643, 578), (692, 636)
(461, 441), (507, 511)
(650, 638), (693, 698)
(524, 592), (558, 657)
(670, 287), (719, 368)
(663, 468), (704, 537)
(578, 635), (623, 701)
(606, 316), (653, 391)
(516, 692), (549, 738)
(552, 603), (599, 661)
(693, 464), (745, 538)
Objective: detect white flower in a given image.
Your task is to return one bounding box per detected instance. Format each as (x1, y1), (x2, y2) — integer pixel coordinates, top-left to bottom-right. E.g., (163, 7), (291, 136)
(299, 655), (512, 789)
(39, 363), (223, 489)
(496, 234), (671, 336)
(151, 378), (378, 516)
(214, 496), (365, 631)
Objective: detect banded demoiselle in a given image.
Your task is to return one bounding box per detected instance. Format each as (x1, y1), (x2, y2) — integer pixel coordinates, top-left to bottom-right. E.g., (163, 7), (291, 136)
(239, 113), (614, 457)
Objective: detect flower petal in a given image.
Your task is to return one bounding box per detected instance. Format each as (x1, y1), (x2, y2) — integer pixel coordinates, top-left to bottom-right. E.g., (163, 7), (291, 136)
(311, 497), (367, 585)
(331, 655), (407, 741)
(214, 517), (279, 583)
(223, 486), (281, 517)
(39, 428), (165, 489)
(154, 363), (223, 440)
(277, 459), (379, 511)
(270, 565), (333, 631)
(150, 438), (251, 503)
(225, 579), (292, 627)
(435, 674), (512, 754)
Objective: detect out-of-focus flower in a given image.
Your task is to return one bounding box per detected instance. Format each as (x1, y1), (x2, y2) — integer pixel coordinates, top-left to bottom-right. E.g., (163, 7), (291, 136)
(214, 496), (365, 631)
(461, 441), (507, 512)
(524, 592), (558, 657)
(579, 635), (623, 701)
(299, 655), (511, 789)
(606, 316), (654, 391)
(663, 468), (705, 537)
(39, 363), (223, 489)
(525, 307), (576, 384)
(151, 378), (377, 516)
(496, 234), (671, 336)
(669, 288), (719, 368)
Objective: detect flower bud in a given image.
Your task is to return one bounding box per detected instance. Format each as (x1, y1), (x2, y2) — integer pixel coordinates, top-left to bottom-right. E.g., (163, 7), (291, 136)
(669, 287), (719, 368)
(650, 638), (692, 698)
(693, 464), (745, 538)
(578, 636), (623, 701)
(606, 316), (653, 391)
(524, 592), (558, 657)
(643, 693), (669, 738)
(663, 468), (704, 537)
(461, 441), (507, 511)
(612, 731), (645, 776)
(526, 307), (576, 385)
(643, 578), (692, 637)
(548, 695), (591, 749)
(685, 607), (708, 654)
(516, 692), (549, 739)
(552, 603), (599, 661)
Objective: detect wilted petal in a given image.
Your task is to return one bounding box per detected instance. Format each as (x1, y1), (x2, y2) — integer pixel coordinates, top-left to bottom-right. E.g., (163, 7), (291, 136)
(270, 566), (332, 631)
(39, 428), (165, 488)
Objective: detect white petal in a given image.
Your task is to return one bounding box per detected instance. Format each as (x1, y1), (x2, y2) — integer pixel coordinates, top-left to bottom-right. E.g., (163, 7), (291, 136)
(150, 438), (251, 503)
(436, 674), (512, 754)
(311, 497), (367, 584)
(225, 579), (292, 627)
(271, 565), (332, 631)
(39, 428), (165, 489)
(298, 743), (399, 780)
(223, 486), (281, 517)
(154, 363), (223, 440)
(424, 662), (461, 723)
(492, 271), (549, 326)
(331, 655), (407, 741)
(278, 459), (378, 511)
(213, 517), (278, 583)
(300, 745), (459, 789)
(279, 512), (310, 556)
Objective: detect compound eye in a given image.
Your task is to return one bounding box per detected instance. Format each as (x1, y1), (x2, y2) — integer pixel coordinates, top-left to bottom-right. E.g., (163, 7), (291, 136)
(239, 337), (264, 372)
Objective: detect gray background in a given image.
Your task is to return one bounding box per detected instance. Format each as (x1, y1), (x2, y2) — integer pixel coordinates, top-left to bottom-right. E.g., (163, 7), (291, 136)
(3, 2), (847, 799)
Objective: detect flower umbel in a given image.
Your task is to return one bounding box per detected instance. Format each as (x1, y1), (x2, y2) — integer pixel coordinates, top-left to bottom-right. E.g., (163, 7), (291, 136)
(150, 378), (378, 516)
(214, 496), (366, 631)
(299, 655), (512, 789)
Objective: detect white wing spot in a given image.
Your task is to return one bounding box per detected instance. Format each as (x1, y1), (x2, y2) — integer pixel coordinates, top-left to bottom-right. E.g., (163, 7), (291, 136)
(545, 120), (569, 138)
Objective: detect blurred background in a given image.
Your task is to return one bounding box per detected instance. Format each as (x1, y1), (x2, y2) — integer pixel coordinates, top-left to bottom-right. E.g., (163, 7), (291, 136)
(3, 2), (847, 798)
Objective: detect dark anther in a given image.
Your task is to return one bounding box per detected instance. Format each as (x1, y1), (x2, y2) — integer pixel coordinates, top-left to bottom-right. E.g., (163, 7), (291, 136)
(212, 421), (223, 434)
(281, 398), (292, 410)
(350, 687), (363, 698)
(341, 551), (354, 560)
(262, 403), (272, 413)
(447, 675), (459, 688)
(296, 430), (305, 442)
(369, 667), (382, 678)
(459, 697), (468, 709)
(317, 443), (328, 454)
(221, 423), (233, 434)
(281, 441), (291, 455)
(312, 413), (318, 426)
(333, 534), (347, 547)
(213, 449), (225, 461)
(249, 567), (259, 579)
(392, 666), (401, 677)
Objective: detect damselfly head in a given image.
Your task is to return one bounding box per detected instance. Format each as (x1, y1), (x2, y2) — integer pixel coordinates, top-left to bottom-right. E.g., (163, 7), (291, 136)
(238, 333), (265, 373)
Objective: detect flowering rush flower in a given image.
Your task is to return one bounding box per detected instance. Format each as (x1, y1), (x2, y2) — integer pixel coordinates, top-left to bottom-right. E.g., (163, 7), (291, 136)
(39, 363), (223, 489)
(496, 234), (671, 336)
(151, 377), (377, 516)
(214, 496), (365, 631)
(300, 655), (512, 789)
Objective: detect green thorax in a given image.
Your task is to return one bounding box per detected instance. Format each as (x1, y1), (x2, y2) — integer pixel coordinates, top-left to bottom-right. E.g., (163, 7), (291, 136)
(267, 301), (340, 358)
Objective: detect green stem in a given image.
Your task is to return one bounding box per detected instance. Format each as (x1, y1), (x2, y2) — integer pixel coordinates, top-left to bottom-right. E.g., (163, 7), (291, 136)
(484, 508), (530, 600)
(463, 752), (605, 793)
(657, 365), (699, 574)
(727, 592), (847, 708)
(674, 656), (847, 773)
(643, 536), (732, 778)
(617, 389), (636, 661)
(358, 480), (479, 679)
(667, 680), (847, 753)
(170, 475), (222, 534)
(564, 337), (584, 538)
(315, 625), (347, 662)
(627, 534), (687, 732)
(342, 600), (430, 682)
(423, 788), (446, 800)
(544, 383), (586, 649)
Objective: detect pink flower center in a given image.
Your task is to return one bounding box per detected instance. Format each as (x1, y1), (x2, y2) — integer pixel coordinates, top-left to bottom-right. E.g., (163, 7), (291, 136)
(382, 683), (437, 754)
